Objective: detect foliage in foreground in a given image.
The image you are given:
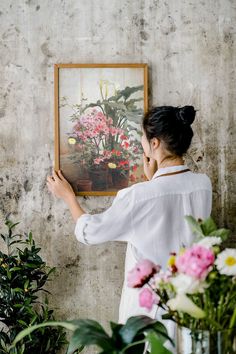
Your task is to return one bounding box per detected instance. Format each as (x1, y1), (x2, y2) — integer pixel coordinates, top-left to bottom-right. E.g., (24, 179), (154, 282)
(0, 219), (67, 353)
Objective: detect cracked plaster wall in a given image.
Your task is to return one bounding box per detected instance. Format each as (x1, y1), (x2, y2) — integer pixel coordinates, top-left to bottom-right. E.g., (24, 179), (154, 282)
(0, 0), (236, 352)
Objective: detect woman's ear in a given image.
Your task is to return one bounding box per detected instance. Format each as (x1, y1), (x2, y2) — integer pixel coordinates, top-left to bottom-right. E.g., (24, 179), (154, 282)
(151, 137), (160, 150)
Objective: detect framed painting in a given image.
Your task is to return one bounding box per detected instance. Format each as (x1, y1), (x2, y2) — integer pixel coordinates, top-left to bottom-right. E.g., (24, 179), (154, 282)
(54, 63), (148, 196)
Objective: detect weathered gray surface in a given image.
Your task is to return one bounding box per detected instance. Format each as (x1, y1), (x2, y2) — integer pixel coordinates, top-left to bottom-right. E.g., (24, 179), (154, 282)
(0, 0), (236, 353)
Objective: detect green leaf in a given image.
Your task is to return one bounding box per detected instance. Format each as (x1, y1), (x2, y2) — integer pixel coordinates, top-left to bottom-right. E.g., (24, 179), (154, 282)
(0, 233), (6, 242)
(17, 319), (28, 327)
(66, 320), (114, 354)
(147, 332), (173, 354)
(110, 321), (123, 344)
(145, 321), (174, 347)
(9, 267), (21, 272)
(119, 316), (156, 345)
(5, 220), (20, 230)
(66, 329), (88, 353)
(209, 228), (230, 241)
(12, 321), (77, 346)
(200, 217), (217, 235)
(12, 288), (24, 293)
(229, 307), (236, 328)
(184, 216), (203, 237)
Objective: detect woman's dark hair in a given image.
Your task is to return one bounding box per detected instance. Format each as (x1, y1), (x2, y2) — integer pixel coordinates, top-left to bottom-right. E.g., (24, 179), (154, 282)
(142, 106), (196, 156)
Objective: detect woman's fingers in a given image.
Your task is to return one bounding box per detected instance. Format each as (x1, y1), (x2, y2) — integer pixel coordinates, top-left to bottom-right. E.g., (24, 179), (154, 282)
(142, 154), (157, 180)
(53, 169), (60, 181)
(58, 170), (66, 181)
(143, 153), (149, 165)
(47, 175), (54, 183)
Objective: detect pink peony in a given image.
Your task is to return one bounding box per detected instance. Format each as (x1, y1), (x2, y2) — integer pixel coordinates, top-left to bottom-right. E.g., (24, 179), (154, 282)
(139, 288), (159, 311)
(175, 245), (215, 279)
(127, 259), (160, 288)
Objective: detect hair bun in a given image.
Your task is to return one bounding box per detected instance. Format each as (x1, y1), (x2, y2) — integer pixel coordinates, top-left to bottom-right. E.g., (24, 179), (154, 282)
(176, 106), (196, 125)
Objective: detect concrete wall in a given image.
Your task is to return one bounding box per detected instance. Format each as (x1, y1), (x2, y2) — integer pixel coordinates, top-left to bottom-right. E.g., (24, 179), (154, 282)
(0, 0), (236, 352)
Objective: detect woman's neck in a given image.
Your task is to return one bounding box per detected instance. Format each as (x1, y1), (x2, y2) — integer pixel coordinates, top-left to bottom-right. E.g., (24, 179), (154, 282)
(157, 155), (184, 169)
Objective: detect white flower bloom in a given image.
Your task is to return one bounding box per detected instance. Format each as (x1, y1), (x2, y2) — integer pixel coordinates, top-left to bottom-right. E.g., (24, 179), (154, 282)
(196, 236), (222, 248)
(171, 274), (208, 294)
(167, 293), (205, 319)
(215, 249), (236, 276)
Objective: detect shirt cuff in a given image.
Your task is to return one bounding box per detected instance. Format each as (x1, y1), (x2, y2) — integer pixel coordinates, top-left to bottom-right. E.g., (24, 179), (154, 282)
(74, 214), (91, 244)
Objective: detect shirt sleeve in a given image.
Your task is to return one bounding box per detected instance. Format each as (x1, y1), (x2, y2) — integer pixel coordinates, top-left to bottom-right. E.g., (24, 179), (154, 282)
(75, 187), (135, 245)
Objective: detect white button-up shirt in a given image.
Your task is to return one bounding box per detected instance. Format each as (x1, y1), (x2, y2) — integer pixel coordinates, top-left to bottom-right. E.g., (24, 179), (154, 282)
(75, 165), (212, 344)
(75, 165), (212, 265)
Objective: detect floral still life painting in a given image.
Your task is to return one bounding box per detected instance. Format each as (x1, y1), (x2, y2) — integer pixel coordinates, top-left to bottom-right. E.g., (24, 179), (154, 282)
(54, 64), (148, 195)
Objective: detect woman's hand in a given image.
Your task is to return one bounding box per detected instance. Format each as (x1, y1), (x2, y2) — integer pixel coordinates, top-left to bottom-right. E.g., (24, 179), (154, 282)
(47, 170), (75, 202)
(143, 154), (158, 180)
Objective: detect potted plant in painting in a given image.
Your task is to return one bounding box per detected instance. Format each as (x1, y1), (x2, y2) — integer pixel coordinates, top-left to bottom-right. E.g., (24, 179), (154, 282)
(0, 219), (67, 353)
(63, 82), (144, 192)
(128, 216), (236, 354)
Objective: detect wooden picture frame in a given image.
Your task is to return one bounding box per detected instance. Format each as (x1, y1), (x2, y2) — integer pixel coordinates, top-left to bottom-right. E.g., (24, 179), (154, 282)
(54, 63), (148, 196)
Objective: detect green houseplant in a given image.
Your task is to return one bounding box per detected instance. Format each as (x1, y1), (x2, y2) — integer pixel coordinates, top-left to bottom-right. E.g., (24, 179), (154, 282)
(1, 219), (174, 354)
(0, 219), (67, 353)
(12, 315), (174, 354)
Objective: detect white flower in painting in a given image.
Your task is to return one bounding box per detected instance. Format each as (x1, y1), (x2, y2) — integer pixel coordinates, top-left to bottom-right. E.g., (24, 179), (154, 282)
(215, 249), (236, 276)
(171, 274), (208, 295)
(196, 237), (222, 249)
(167, 293), (205, 319)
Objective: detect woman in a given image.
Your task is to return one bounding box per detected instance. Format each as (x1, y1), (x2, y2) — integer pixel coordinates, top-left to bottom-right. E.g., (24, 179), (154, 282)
(47, 105), (212, 351)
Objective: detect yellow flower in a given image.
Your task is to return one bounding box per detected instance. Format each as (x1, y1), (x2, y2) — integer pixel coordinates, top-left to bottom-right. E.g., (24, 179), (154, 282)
(68, 137), (76, 145)
(167, 255), (176, 267)
(108, 163), (117, 169)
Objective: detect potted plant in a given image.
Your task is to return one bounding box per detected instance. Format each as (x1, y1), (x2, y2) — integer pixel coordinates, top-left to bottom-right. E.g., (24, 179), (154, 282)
(12, 315), (174, 354)
(0, 219), (67, 353)
(127, 216), (236, 354)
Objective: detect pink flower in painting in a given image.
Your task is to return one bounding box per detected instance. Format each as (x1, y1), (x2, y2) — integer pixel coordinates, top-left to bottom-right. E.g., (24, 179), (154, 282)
(175, 245), (215, 280)
(102, 150), (112, 159)
(94, 158), (104, 165)
(110, 127), (124, 137)
(111, 149), (123, 157)
(127, 259), (160, 288)
(139, 288), (159, 311)
(122, 141), (130, 150)
(73, 109), (112, 141)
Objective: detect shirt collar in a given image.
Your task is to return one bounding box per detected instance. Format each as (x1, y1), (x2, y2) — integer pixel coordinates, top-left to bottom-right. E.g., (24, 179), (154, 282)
(152, 165), (189, 180)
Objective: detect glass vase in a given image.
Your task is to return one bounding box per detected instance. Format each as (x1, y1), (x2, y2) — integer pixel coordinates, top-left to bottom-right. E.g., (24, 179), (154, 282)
(177, 327), (236, 354)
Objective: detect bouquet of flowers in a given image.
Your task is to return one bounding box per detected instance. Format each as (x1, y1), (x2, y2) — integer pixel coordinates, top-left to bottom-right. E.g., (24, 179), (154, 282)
(128, 216), (236, 353)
